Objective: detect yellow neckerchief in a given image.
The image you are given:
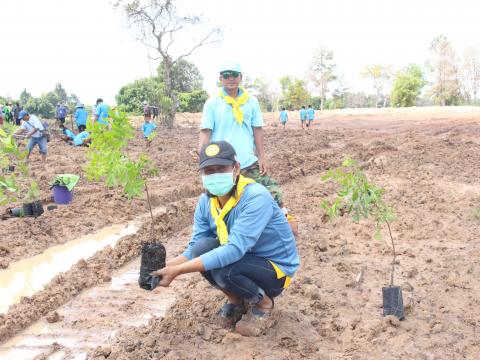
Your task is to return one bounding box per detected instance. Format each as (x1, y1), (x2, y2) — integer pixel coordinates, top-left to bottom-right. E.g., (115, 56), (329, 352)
(218, 87), (250, 125)
(210, 175), (292, 289)
(210, 175), (255, 245)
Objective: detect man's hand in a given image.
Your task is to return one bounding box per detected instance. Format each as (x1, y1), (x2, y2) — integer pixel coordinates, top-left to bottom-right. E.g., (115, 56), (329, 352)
(258, 156), (269, 176)
(151, 265), (181, 287)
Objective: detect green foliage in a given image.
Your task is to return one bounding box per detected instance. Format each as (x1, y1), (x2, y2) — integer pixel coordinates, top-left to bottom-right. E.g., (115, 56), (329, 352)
(22, 83), (77, 118)
(85, 110), (157, 199)
(0, 124), (36, 204)
(178, 89), (209, 112)
(321, 157), (395, 238)
(157, 59), (203, 93)
(390, 64), (426, 107)
(279, 76), (311, 110)
(116, 77), (165, 114)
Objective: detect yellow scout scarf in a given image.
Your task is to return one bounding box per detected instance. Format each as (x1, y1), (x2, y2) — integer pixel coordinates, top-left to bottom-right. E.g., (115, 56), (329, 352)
(210, 175), (254, 245)
(210, 175), (291, 289)
(219, 87), (250, 125)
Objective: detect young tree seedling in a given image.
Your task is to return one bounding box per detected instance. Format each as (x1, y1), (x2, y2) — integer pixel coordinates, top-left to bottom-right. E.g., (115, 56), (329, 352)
(321, 157), (397, 286)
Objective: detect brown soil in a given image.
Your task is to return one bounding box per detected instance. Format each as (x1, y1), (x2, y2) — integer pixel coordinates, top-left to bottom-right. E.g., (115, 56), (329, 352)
(2, 107), (480, 359)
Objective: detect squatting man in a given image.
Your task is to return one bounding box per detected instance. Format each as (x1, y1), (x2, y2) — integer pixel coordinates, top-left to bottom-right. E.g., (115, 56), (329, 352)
(152, 141), (299, 332)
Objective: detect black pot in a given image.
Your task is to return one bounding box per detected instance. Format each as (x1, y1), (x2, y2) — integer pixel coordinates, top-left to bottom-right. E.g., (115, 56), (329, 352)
(22, 201), (44, 217)
(382, 286), (404, 320)
(139, 242), (166, 291)
(8, 165), (15, 172)
(22, 203), (33, 216)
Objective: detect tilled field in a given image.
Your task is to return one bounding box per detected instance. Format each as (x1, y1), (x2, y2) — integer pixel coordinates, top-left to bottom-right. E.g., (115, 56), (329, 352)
(1, 108), (480, 359)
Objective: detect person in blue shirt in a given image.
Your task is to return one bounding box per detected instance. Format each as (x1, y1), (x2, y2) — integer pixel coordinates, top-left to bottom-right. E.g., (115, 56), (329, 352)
(56, 103), (68, 125)
(279, 108), (288, 129)
(141, 118), (157, 146)
(59, 124), (76, 143)
(299, 106), (307, 129)
(94, 98), (109, 124)
(306, 105), (315, 128)
(199, 61), (298, 236)
(152, 141), (299, 336)
(74, 103), (88, 132)
(73, 131), (91, 147)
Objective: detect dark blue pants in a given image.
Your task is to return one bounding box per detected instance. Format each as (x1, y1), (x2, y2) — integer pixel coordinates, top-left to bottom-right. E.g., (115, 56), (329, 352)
(190, 237), (285, 304)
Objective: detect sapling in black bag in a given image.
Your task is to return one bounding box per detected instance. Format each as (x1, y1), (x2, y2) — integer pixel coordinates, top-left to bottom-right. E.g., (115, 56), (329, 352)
(138, 242), (166, 291)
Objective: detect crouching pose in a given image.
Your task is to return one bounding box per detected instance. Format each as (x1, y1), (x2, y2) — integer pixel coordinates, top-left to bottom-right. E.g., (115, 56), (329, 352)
(153, 141), (299, 335)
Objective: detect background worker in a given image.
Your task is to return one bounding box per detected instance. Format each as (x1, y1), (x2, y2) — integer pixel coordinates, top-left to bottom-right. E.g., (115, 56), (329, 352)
(15, 110), (48, 163)
(279, 107), (288, 129)
(74, 102), (88, 132)
(199, 61), (298, 235)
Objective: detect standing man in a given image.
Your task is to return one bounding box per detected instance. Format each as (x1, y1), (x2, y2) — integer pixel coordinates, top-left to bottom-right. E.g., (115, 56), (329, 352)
(94, 98), (109, 124)
(299, 106), (307, 129)
(143, 101), (151, 121)
(13, 102), (22, 125)
(74, 102), (88, 132)
(199, 61), (298, 235)
(306, 105), (315, 128)
(15, 110), (48, 163)
(57, 103), (68, 125)
(279, 108), (288, 129)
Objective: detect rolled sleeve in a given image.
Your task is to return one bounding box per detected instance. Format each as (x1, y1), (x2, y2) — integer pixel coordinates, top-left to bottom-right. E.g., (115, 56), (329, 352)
(200, 99), (215, 130)
(251, 97), (263, 127)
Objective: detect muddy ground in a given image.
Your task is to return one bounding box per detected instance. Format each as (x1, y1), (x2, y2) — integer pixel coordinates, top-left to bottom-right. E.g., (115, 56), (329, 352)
(1, 107), (480, 359)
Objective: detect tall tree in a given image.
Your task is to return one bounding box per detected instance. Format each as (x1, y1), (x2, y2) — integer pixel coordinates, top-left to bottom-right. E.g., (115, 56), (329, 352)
(19, 89), (32, 105)
(53, 83), (68, 104)
(428, 35), (460, 106)
(459, 47), (480, 103)
(115, 0), (221, 128)
(157, 59), (203, 92)
(279, 76), (311, 110)
(307, 47), (337, 110)
(390, 64), (426, 107)
(361, 65), (392, 107)
(251, 77), (273, 112)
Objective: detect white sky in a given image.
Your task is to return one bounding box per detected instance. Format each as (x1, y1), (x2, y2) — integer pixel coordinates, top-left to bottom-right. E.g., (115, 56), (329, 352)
(1, 0), (479, 104)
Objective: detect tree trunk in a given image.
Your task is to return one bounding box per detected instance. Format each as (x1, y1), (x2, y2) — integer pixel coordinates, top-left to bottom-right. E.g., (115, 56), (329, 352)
(162, 58), (177, 129)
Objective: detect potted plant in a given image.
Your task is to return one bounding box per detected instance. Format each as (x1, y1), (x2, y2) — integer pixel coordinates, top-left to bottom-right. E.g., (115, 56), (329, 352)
(322, 157), (404, 319)
(50, 174), (80, 205)
(84, 110), (165, 291)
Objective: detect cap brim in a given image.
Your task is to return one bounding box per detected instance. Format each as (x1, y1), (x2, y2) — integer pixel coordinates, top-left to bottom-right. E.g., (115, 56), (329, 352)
(199, 158), (235, 169)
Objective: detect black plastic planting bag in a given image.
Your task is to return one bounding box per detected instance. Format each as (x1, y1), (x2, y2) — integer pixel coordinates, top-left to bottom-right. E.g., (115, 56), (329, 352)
(382, 286), (404, 320)
(139, 242), (166, 291)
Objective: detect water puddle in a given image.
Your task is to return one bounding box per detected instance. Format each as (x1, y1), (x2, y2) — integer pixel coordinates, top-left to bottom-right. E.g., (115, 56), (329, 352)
(0, 260), (177, 360)
(0, 223), (138, 314)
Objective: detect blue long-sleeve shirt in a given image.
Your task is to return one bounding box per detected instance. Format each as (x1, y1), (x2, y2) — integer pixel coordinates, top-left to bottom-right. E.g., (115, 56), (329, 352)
(182, 183), (300, 276)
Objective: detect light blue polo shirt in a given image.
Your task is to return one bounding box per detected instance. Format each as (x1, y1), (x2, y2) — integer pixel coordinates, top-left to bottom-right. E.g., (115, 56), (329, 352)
(182, 183), (300, 276)
(299, 108), (307, 121)
(73, 131), (90, 146)
(201, 88), (263, 169)
(142, 122), (157, 138)
(307, 108), (315, 120)
(95, 103), (109, 124)
(279, 110), (288, 123)
(74, 108), (88, 127)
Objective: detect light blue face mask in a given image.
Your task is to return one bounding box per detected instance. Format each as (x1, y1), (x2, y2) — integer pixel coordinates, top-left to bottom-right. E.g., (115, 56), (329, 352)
(202, 171), (235, 196)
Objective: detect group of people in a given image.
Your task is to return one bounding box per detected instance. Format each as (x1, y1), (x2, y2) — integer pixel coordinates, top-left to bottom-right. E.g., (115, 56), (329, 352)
(151, 61), (299, 336)
(279, 105), (316, 129)
(0, 102), (22, 125)
(8, 62), (299, 335)
(10, 98), (111, 163)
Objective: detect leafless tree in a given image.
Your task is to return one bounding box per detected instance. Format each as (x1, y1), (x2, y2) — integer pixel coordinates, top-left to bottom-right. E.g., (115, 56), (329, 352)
(115, 0), (221, 128)
(307, 47), (337, 110)
(459, 47), (480, 103)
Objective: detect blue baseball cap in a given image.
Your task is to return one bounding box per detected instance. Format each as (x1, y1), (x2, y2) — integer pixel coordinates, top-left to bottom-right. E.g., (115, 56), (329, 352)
(18, 110), (29, 119)
(219, 61), (242, 74)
